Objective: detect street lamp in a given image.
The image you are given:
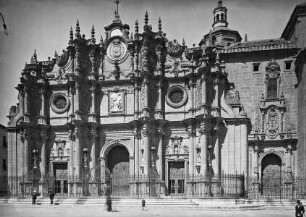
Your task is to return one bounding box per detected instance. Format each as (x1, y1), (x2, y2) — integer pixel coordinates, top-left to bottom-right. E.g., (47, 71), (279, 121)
(0, 12), (8, 35)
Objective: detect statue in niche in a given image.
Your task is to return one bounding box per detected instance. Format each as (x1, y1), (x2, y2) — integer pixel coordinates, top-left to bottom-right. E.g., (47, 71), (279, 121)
(196, 149), (201, 163)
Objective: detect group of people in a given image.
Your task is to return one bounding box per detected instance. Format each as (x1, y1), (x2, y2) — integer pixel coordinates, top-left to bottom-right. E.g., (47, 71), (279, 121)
(31, 190), (55, 205)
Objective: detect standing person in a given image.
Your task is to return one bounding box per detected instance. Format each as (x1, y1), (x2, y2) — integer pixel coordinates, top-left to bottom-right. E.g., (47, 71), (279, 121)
(296, 200), (305, 217)
(32, 191), (37, 205)
(49, 190), (55, 205)
(141, 199), (146, 211)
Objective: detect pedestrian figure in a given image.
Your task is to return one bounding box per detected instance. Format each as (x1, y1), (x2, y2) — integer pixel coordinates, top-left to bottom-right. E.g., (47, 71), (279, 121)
(296, 200), (305, 217)
(49, 190), (55, 205)
(32, 191), (37, 205)
(141, 199), (146, 211)
(106, 193), (112, 212)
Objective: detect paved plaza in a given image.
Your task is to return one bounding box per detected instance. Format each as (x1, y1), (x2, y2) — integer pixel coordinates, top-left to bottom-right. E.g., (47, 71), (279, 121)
(0, 205), (295, 217)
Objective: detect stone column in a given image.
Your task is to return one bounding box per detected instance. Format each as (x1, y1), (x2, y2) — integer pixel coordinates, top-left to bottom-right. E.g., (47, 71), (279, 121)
(187, 128), (196, 177)
(18, 86), (25, 116)
(74, 126), (81, 180)
(240, 123), (247, 174)
(157, 127), (164, 179)
(89, 127), (97, 180)
(75, 81), (80, 120)
(89, 86), (96, 122)
(201, 73), (207, 105)
(142, 123), (151, 176)
(199, 125), (208, 179)
(213, 126), (221, 181)
(134, 86), (140, 119)
(134, 130), (140, 178)
(22, 129), (29, 176)
(24, 86), (30, 122)
(40, 132), (47, 178)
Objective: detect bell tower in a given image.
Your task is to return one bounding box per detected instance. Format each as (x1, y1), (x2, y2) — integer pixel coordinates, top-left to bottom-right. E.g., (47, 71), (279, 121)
(212, 0), (228, 29)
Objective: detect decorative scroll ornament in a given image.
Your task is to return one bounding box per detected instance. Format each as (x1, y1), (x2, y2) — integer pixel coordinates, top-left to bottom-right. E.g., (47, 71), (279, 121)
(266, 59), (280, 79)
(109, 92), (124, 113)
(265, 107), (280, 139)
(106, 39), (128, 64)
(167, 40), (183, 57)
(225, 84), (240, 105)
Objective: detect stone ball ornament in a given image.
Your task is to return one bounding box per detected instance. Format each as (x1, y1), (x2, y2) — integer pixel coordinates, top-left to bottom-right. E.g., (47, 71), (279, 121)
(50, 93), (70, 113)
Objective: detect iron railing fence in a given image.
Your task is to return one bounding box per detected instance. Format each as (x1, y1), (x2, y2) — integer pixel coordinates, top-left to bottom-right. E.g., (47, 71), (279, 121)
(1, 174), (305, 199)
(247, 176), (306, 200)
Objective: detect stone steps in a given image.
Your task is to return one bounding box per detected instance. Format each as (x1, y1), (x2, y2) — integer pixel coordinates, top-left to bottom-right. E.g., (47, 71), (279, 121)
(0, 198), (200, 208)
(0, 198), (304, 209)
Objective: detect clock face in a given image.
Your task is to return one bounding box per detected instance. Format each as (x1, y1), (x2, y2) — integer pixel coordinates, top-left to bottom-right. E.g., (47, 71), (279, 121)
(106, 39), (128, 64)
(110, 29), (123, 37)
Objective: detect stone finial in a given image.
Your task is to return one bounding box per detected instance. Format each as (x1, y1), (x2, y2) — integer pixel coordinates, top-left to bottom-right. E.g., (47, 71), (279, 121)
(144, 10), (149, 26)
(182, 38), (185, 46)
(218, 0), (223, 7)
(69, 26), (74, 43)
(130, 32), (134, 40)
(54, 50), (58, 58)
(244, 33), (248, 42)
(100, 35), (103, 44)
(135, 20), (139, 34)
(75, 19), (80, 37)
(158, 17), (162, 32)
(30, 49), (37, 64)
(91, 25), (96, 44)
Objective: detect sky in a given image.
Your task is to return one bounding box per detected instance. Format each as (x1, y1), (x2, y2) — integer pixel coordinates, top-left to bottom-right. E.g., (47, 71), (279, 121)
(0, 0), (303, 126)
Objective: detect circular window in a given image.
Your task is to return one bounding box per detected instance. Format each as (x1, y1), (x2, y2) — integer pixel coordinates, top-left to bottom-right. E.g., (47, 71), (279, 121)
(166, 85), (188, 108)
(50, 93), (70, 113)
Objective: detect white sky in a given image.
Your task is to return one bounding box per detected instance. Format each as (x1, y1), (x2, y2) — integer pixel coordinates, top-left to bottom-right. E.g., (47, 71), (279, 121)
(0, 0), (303, 126)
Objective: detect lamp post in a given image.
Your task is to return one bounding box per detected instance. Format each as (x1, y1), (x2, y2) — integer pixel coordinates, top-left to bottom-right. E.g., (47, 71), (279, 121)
(83, 148), (88, 196)
(0, 12), (8, 35)
(32, 149), (38, 192)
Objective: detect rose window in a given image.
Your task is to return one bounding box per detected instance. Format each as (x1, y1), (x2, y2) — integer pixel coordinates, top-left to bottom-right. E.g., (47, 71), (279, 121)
(166, 85), (188, 108)
(169, 89), (184, 104)
(50, 93), (70, 113)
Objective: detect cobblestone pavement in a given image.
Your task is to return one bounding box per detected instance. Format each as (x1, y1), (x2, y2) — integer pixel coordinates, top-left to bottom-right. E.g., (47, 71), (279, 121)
(0, 205), (294, 217)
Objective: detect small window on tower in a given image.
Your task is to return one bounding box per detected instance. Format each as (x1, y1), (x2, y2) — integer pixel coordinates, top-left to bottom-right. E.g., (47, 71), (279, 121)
(253, 63), (260, 72)
(3, 159), (7, 171)
(285, 61), (292, 70)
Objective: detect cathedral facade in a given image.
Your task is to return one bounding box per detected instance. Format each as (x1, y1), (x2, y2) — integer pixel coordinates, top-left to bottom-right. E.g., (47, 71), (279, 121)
(6, 1), (306, 198)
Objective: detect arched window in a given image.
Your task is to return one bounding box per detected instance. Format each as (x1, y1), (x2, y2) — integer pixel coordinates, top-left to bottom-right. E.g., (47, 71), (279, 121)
(221, 13), (224, 21)
(217, 14), (220, 21)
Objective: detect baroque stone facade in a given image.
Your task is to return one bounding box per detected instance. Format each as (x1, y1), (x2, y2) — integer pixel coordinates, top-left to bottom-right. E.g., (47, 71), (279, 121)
(6, 1), (305, 197)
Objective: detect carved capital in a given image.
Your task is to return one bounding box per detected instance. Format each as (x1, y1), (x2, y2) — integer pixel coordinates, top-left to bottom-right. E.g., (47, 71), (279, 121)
(134, 129), (141, 139)
(141, 124), (151, 137)
(187, 128), (196, 137)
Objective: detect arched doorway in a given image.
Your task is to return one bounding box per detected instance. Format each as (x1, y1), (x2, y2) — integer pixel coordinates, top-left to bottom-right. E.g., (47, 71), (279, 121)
(261, 153), (282, 198)
(105, 145), (130, 197)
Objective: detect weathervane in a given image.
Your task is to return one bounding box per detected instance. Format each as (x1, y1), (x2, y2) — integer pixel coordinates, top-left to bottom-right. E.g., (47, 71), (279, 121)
(114, 0), (121, 14)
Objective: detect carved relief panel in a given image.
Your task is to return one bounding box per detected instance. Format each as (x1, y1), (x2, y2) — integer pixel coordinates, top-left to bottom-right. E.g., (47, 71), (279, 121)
(165, 135), (188, 156)
(109, 91), (124, 114)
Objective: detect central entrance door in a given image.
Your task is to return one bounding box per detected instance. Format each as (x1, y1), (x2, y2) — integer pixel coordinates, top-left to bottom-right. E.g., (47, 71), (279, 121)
(53, 163), (68, 197)
(106, 145), (130, 197)
(168, 161), (185, 196)
(261, 154), (282, 198)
